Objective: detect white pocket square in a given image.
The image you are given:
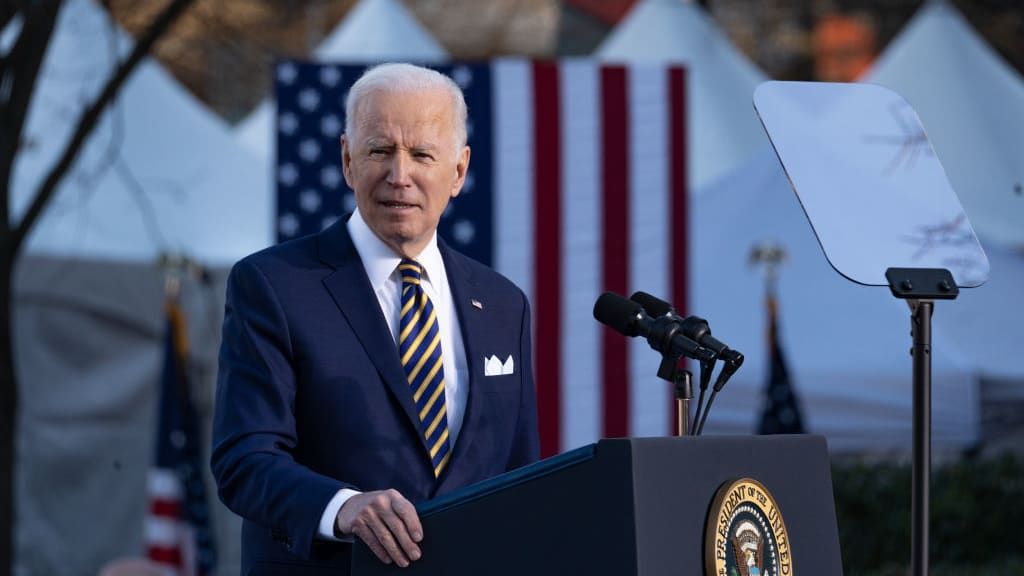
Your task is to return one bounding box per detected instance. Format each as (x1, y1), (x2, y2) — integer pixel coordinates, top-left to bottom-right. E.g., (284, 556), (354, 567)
(484, 354), (515, 376)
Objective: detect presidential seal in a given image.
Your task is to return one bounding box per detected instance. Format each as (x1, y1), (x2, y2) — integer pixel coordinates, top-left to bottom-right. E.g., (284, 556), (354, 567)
(705, 478), (793, 576)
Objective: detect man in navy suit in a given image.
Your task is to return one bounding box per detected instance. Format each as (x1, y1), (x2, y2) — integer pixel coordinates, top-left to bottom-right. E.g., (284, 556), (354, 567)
(211, 63), (539, 574)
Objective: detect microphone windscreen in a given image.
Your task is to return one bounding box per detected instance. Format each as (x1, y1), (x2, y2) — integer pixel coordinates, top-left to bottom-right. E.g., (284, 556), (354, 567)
(630, 291), (673, 317)
(593, 292), (643, 337)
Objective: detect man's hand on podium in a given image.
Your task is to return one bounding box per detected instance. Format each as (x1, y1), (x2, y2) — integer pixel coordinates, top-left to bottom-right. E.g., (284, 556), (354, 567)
(336, 489), (424, 567)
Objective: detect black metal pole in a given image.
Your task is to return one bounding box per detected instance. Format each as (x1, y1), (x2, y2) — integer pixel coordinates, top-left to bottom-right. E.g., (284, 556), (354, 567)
(911, 300), (933, 576)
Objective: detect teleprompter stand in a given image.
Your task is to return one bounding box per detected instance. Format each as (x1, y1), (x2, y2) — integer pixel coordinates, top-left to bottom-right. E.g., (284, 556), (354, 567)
(886, 267), (959, 576)
(754, 81), (989, 576)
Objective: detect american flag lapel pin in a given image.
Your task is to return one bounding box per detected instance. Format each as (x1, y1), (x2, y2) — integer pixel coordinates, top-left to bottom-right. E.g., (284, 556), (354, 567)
(471, 298), (483, 310)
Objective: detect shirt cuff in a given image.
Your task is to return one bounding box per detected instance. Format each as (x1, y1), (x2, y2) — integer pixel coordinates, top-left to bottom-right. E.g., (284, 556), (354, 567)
(317, 488), (361, 541)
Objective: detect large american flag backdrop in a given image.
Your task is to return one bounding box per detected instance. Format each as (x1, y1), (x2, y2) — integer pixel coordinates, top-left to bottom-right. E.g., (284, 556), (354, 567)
(276, 59), (688, 457)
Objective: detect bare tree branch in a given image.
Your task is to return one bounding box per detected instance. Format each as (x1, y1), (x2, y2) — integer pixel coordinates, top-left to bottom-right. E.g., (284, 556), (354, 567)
(0, 0), (61, 240)
(0, 1), (31, 36)
(11, 0), (198, 255)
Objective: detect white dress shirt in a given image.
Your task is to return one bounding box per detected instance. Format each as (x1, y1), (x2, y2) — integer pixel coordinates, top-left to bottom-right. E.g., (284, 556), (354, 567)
(317, 209), (469, 539)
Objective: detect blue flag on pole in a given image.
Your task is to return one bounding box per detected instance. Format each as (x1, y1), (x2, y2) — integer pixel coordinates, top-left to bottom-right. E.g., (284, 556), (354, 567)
(145, 301), (217, 575)
(758, 294), (805, 435)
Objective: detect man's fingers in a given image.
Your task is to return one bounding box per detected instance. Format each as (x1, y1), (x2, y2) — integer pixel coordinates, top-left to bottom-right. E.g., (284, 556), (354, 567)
(379, 500), (421, 562)
(353, 523), (392, 565)
(337, 489), (425, 567)
(389, 493), (424, 543)
(366, 509), (411, 567)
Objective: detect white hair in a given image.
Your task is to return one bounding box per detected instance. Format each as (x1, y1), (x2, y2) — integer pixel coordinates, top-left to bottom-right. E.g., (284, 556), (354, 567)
(344, 63), (468, 154)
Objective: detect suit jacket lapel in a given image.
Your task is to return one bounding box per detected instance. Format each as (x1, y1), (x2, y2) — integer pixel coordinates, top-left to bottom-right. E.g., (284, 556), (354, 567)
(317, 219), (427, 452)
(438, 242), (486, 489)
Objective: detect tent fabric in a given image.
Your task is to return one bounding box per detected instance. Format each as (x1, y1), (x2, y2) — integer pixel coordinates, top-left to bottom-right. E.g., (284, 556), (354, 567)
(865, 0), (1024, 250)
(13, 256), (241, 576)
(314, 0), (447, 60)
(234, 0), (449, 162)
(595, 0), (769, 193)
(691, 150), (979, 452)
(12, 0), (271, 265)
(931, 239), (1024, 381)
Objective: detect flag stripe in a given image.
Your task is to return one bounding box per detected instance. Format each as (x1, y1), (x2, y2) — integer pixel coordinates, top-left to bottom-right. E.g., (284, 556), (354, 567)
(670, 68), (688, 321)
(148, 546), (183, 565)
(147, 468), (183, 500)
(669, 68), (688, 434)
(150, 499), (182, 518)
(601, 66), (631, 439)
(560, 61), (602, 451)
(533, 61), (562, 457)
(493, 59), (534, 305)
(629, 65), (670, 437)
(145, 516), (181, 547)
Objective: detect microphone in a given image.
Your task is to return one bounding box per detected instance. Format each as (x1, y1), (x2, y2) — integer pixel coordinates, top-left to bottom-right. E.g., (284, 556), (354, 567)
(593, 292), (715, 363)
(629, 290), (674, 319)
(629, 291), (744, 369)
(629, 291), (744, 435)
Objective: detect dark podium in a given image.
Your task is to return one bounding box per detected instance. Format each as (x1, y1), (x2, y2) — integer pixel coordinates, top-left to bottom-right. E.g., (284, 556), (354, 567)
(353, 435), (843, 575)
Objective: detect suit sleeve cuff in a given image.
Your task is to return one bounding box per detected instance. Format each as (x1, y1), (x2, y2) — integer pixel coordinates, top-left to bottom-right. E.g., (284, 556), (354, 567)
(317, 488), (361, 541)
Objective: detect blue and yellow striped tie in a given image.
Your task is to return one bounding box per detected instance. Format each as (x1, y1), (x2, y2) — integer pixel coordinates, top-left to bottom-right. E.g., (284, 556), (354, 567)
(398, 259), (451, 478)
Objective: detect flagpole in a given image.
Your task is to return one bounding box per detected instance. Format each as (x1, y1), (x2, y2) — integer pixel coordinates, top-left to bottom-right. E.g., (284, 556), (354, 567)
(749, 242), (786, 338)
(749, 244), (785, 297)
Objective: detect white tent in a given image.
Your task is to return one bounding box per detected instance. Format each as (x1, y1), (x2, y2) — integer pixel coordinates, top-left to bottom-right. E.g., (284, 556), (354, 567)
(932, 237), (1024, 381)
(314, 0), (447, 60)
(865, 0), (1024, 250)
(234, 0), (449, 161)
(12, 0), (271, 265)
(692, 150), (979, 453)
(595, 0), (769, 193)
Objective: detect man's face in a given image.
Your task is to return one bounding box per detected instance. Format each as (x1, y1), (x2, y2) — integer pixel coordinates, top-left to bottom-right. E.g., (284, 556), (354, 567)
(341, 87), (470, 258)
